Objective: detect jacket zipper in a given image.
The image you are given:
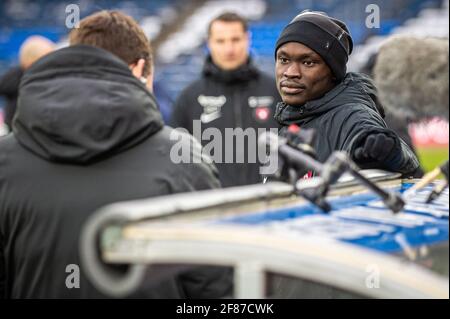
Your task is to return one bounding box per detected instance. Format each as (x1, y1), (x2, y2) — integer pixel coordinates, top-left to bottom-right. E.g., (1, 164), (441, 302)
(233, 87), (245, 185)
(233, 88), (243, 128)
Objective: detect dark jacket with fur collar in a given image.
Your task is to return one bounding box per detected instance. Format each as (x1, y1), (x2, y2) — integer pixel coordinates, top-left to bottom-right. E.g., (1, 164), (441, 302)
(275, 72), (420, 176)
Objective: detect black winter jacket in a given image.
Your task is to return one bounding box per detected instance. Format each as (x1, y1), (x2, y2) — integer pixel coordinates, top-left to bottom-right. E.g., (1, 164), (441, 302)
(0, 66), (23, 130)
(275, 72), (420, 176)
(0, 45), (230, 298)
(170, 56), (281, 187)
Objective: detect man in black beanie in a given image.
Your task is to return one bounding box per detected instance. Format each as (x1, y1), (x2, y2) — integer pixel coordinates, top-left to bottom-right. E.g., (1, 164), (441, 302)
(274, 11), (421, 177)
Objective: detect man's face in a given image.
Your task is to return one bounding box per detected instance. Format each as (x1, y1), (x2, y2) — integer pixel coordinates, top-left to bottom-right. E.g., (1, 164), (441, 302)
(275, 42), (335, 106)
(208, 21), (249, 71)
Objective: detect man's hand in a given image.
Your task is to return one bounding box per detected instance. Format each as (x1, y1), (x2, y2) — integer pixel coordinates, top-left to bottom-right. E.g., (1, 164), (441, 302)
(354, 133), (396, 163)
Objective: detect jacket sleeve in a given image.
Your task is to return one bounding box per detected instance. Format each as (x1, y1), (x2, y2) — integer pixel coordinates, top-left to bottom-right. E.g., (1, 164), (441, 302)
(169, 89), (193, 133)
(170, 131), (221, 192)
(339, 108), (421, 177)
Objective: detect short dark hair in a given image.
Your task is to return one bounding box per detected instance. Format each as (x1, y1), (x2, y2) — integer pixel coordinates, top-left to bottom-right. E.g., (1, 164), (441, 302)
(69, 10), (153, 76)
(207, 12), (248, 37)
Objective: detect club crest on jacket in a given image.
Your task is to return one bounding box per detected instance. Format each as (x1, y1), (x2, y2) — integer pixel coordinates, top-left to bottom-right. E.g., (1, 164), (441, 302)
(198, 94), (226, 123)
(249, 96), (274, 122)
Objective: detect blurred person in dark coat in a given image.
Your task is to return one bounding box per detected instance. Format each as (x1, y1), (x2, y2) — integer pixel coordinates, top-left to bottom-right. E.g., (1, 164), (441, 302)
(0, 36), (55, 131)
(170, 12), (281, 188)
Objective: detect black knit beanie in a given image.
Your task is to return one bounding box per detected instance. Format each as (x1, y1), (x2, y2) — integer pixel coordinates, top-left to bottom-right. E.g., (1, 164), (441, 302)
(275, 11), (353, 81)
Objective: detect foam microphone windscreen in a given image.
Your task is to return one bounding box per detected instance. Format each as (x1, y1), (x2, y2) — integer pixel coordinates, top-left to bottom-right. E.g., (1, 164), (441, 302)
(374, 36), (449, 121)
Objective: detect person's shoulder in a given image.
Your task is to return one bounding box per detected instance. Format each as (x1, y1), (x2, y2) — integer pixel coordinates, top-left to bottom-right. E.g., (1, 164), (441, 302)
(330, 75), (382, 114)
(331, 100), (382, 121)
(0, 66), (23, 95)
(313, 90), (381, 128)
(176, 77), (207, 99)
(340, 73), (378, 102)
(0, 66), (23, 81)
(0, 134), (21, 157)
(121, 126), (214, 177)
(144, 126), (200, 155)
(153, 126), (219, 183)
(172, 78), (205, 116)
(151, 125), (191, 143)
(324, 101), (386, 135)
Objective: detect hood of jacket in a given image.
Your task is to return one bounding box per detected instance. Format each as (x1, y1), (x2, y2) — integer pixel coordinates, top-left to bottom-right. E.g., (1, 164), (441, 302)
(275, 72), (385, 126)
(202, 55), (259, 84)
(13, 45), (164, 164)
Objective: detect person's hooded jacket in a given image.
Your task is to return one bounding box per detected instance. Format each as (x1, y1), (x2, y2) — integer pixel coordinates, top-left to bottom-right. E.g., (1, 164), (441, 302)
(0, 45), (230, 298)
(0, 66), (23, 131)
(170, 56), (281, 187)
(275, 72), (420, 176)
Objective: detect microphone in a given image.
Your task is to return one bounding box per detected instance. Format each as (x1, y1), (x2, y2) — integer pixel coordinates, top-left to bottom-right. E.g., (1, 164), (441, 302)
(259, 127), (322, 185)
(375, 36), (449, 203)
(374, 36), (449, 121)
(258, 131), (405, 213)
(259, 129), (322, 172)
(259, 130), (332, 211)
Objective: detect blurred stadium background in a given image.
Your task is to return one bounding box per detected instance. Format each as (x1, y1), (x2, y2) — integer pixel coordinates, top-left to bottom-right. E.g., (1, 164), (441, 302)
(0, 0), (448, 170)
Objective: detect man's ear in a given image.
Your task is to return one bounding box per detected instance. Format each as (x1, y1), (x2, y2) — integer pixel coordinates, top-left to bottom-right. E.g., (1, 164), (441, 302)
(129, 59), (153, 92)
(130, 58), (146, 79)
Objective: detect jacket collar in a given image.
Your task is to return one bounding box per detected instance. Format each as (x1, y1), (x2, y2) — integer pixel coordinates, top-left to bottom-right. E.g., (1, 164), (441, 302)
(202, 55), (259, 84)
(275, 72), (384, 125)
